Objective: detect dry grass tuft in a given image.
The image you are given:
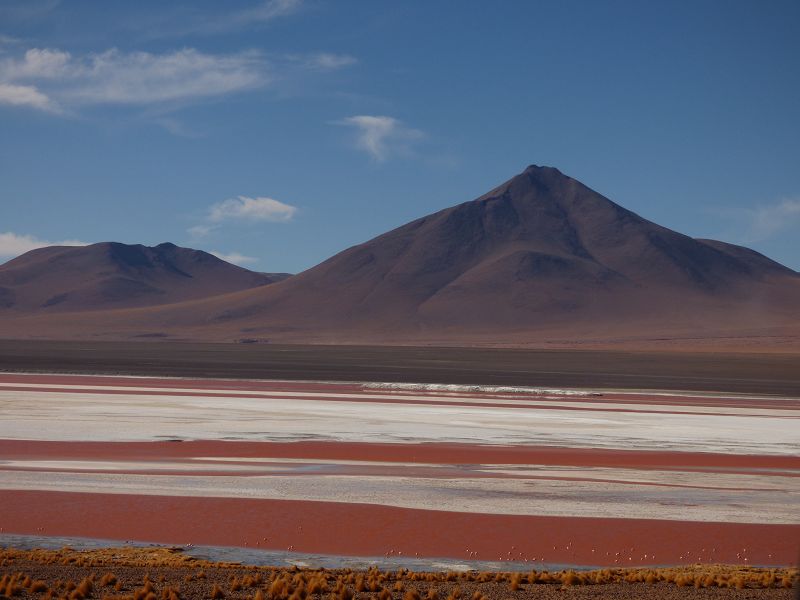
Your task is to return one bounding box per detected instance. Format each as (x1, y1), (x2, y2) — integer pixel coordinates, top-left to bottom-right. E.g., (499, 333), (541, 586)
(133, 582), (155, 600)
(163, 587), (180, 600)
(3, 579), (21, 597)
(268, 577), (286, 599)
(561, 571), (580, 587)
(403, 588), (420, 600)
(76, 577), (94, 597)
(307, 576), (325, 595)
(338, 586), (353, 600)
(210, 584), (225, 600)
(377, 587), (391, 600)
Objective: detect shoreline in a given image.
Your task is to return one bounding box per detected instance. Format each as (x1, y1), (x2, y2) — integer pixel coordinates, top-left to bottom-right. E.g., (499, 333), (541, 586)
(0, 545), (796, 600)
(2, 490), (798, 568)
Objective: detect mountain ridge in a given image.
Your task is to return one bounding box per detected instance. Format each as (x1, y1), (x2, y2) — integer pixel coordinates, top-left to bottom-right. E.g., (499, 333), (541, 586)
(0, 165), (797, 349)
(0, 241), (289, 312)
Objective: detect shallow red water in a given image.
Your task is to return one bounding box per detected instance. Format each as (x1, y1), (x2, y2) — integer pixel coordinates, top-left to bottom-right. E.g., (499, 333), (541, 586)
(1, 490), (795, 567)
(1, 439), (797, 472)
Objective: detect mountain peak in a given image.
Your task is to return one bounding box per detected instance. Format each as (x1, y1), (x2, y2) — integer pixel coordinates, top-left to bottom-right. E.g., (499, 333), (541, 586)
(522, 164), (564, 176)
(480, 164), (581, 207)
(215, 164), (799, 341)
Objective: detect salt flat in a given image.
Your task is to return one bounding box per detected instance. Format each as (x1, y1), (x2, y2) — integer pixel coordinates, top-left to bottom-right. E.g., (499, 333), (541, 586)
(0, 385), (798, 455)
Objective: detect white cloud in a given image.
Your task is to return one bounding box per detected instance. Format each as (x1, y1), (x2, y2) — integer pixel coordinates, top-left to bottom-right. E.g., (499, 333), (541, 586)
(139, 0), (303, 39)
(292, 52), (357, 71)
(208, 196), (297, 223)
(154, 0), (302, 37)
(154, 117), (204, 138)
(0, 82), (59, 112)
(747, 198), (800, 242)
(69, 49), (265, 105)
(0, 0), (61, 23)
(0, 44), (357, 118)
(201, 0), (302, 33)
(4, 48), (70, 78)
(711, 197), (800, 245)
(187, 196), (297, 240)
(0, 34), (22, 46)
(0, 47), (267, 111)
(337, 115), (424, 161)
(187, 225), (213, 238)
(0, 232), (88, 259)
(211, 251), (259, 266)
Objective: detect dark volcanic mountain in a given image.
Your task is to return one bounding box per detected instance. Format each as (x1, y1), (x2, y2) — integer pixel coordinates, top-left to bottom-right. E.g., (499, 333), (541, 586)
(0, 242), (287, 313)
(183, 165), (797, 341)
(0, 166), (797, 347)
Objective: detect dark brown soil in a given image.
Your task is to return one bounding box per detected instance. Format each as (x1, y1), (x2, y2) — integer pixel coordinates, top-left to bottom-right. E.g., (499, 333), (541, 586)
(1, 341), (799, 395)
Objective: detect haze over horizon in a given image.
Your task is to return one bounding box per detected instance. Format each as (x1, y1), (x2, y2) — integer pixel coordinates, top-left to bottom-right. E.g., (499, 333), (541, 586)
(1, 0), (799, 273)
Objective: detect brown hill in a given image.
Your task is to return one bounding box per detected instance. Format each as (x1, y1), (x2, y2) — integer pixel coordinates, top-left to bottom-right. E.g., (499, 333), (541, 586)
(1, 166), (798, 349)
(0, 242), (287, 313)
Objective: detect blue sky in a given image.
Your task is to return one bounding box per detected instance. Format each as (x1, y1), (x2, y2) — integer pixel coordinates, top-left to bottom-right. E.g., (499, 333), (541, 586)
(1, 0), (798, 273)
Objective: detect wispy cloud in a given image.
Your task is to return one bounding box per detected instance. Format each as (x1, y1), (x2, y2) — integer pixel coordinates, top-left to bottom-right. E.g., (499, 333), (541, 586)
(187, 225), (214, 238)
(209, 196), (297, 223)
(0, 47), (267, 112)
(335, 115), (425, 161)
(211, 250), (259, 266)
(0, 45), (357, 120)
(288, 52), (357, 71)
(0, 82), (59, 112)
(747, 198), (800, 242)
(710, 197), (800, 244)
(153, 116), (205, 138)
(189, 196), (298, 239)
(0, 0), (61, 24)
(0, 34), (23, 46)
(2, 47), (70, 78)
(0, 231), (88, 260)
(166, 0), (303, 37)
